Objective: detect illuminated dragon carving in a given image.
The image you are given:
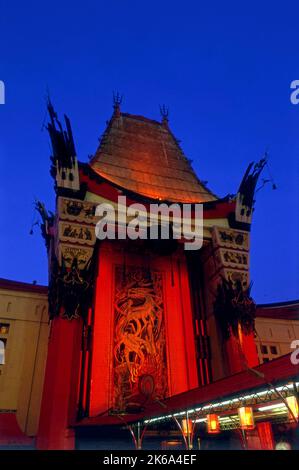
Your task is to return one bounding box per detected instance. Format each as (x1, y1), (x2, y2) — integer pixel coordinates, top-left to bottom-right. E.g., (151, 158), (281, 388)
(112, 268), (168, 412)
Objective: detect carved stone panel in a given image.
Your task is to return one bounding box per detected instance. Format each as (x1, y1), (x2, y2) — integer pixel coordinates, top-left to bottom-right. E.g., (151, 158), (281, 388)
(212, 227), (249, 251)
(58, 243), (94, 269)
(223, 269), (249, 288)
(215, 248), (249, 270)
(58, 197), (98, 224)
(58, 221), (96, 246)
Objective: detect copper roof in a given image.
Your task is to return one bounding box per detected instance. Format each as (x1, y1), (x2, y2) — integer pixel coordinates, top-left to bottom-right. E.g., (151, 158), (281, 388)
(90, 111), (217, 203)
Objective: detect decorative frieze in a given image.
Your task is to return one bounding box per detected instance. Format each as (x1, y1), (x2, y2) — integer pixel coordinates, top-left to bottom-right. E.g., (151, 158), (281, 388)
(210, 226), (250, 288)
(59, 222), (96, 246)
(58, 197), (98, 224)
(215, 248), (248, 270)
(212, 227), (249, 251)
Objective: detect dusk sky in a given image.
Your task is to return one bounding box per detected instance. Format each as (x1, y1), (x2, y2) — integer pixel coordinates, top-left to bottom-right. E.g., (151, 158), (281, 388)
(0, 1), (298, 303)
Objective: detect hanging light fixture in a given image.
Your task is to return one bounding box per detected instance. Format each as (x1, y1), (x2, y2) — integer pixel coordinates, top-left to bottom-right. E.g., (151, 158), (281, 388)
(238, 406), (255, 430)
(286, 396), (299, 421)
(181, 418), (193, 437)
(206, 414), (220, 434)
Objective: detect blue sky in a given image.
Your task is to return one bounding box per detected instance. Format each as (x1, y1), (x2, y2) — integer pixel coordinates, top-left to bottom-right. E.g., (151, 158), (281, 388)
(0, 1), (298, 302)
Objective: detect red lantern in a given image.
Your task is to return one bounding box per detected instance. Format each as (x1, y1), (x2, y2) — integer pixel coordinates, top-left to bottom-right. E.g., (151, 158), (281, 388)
(206, 414), (220, 434)
(238, 406), (255, 430)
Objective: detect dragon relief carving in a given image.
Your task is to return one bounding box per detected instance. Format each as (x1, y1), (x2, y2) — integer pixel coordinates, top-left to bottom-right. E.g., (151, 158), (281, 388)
(112, 268), (168, 412)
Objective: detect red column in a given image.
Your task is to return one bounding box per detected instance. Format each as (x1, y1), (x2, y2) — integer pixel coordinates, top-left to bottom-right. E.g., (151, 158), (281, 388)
(241, 331), (259, 368)
(257, 422), (275, 450)
(225, 334), (245, 374)
(36, 317), (82, 449)
(226, 329), (259, 375)
(89, 244), (114, 417)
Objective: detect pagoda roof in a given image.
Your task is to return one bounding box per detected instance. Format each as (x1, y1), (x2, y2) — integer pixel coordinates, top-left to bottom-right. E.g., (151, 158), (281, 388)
(90, 111), (217, 203)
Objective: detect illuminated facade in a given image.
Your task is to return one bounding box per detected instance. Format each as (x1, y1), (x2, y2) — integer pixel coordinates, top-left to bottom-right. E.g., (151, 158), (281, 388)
(0, 99), (298, 450)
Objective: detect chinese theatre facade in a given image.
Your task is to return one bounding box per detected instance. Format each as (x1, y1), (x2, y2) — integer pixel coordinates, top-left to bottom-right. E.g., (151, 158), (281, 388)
(34, 98), (298, 450)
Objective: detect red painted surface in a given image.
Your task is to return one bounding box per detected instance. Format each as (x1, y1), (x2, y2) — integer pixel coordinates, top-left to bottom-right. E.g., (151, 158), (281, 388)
(0, 413), (33, 446)
(225, 329), (259, 375)
(36, 317), (82, 449)
(88, 241), (198, 417)
(257, 422), (275, 450)
(241, 331), (259, 368)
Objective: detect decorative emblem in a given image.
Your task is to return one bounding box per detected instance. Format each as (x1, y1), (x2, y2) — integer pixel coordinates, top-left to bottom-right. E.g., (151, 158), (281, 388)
(212, 227), (249, 251)
(58, 244), (94, 269)
(215, 249), (248, 270)
(59, 222), (96, 246)
(58, 197), (98, 223)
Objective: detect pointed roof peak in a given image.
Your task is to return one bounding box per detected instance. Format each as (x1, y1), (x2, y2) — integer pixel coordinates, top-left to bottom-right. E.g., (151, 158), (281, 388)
(90, 107), (216, 203)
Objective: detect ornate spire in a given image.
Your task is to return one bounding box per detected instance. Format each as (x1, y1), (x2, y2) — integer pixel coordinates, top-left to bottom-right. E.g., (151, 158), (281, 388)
(159, 104), (169, 126)
(113, 91), (123, 117)
(235, 156), (267, 225)
(46, 98), (79, 192)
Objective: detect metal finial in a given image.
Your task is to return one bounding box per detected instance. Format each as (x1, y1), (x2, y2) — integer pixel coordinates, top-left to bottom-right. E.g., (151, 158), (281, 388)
(113, 91), (123, 114)
(159, 104), (169, 124)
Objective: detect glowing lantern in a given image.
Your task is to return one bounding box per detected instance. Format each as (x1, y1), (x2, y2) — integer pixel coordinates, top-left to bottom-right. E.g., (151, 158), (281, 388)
(286, 396), (299, 421)
(206, 414), (220, 434)
(182, 418), (193, 436)
(238, 406), (255, 430)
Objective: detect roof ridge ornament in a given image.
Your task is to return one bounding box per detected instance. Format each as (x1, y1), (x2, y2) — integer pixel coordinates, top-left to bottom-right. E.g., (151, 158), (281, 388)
(46, 98), (80, 193)
(235, 154), (267, 227)
(159, 104), (169, 126)
(113, 91), (123, 117)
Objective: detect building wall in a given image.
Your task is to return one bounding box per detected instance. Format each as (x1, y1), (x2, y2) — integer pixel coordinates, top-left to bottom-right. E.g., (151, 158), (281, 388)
(0, 282), (49, 436)
(255, 310), (299, 364)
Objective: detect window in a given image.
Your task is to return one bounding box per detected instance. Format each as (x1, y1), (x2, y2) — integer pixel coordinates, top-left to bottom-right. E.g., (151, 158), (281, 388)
(259, 343), (280, 364)
(0, 339), (6, 365)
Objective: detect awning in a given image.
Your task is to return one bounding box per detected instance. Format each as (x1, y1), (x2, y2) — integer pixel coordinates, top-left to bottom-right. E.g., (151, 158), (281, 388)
(75, 354), (299, 427)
